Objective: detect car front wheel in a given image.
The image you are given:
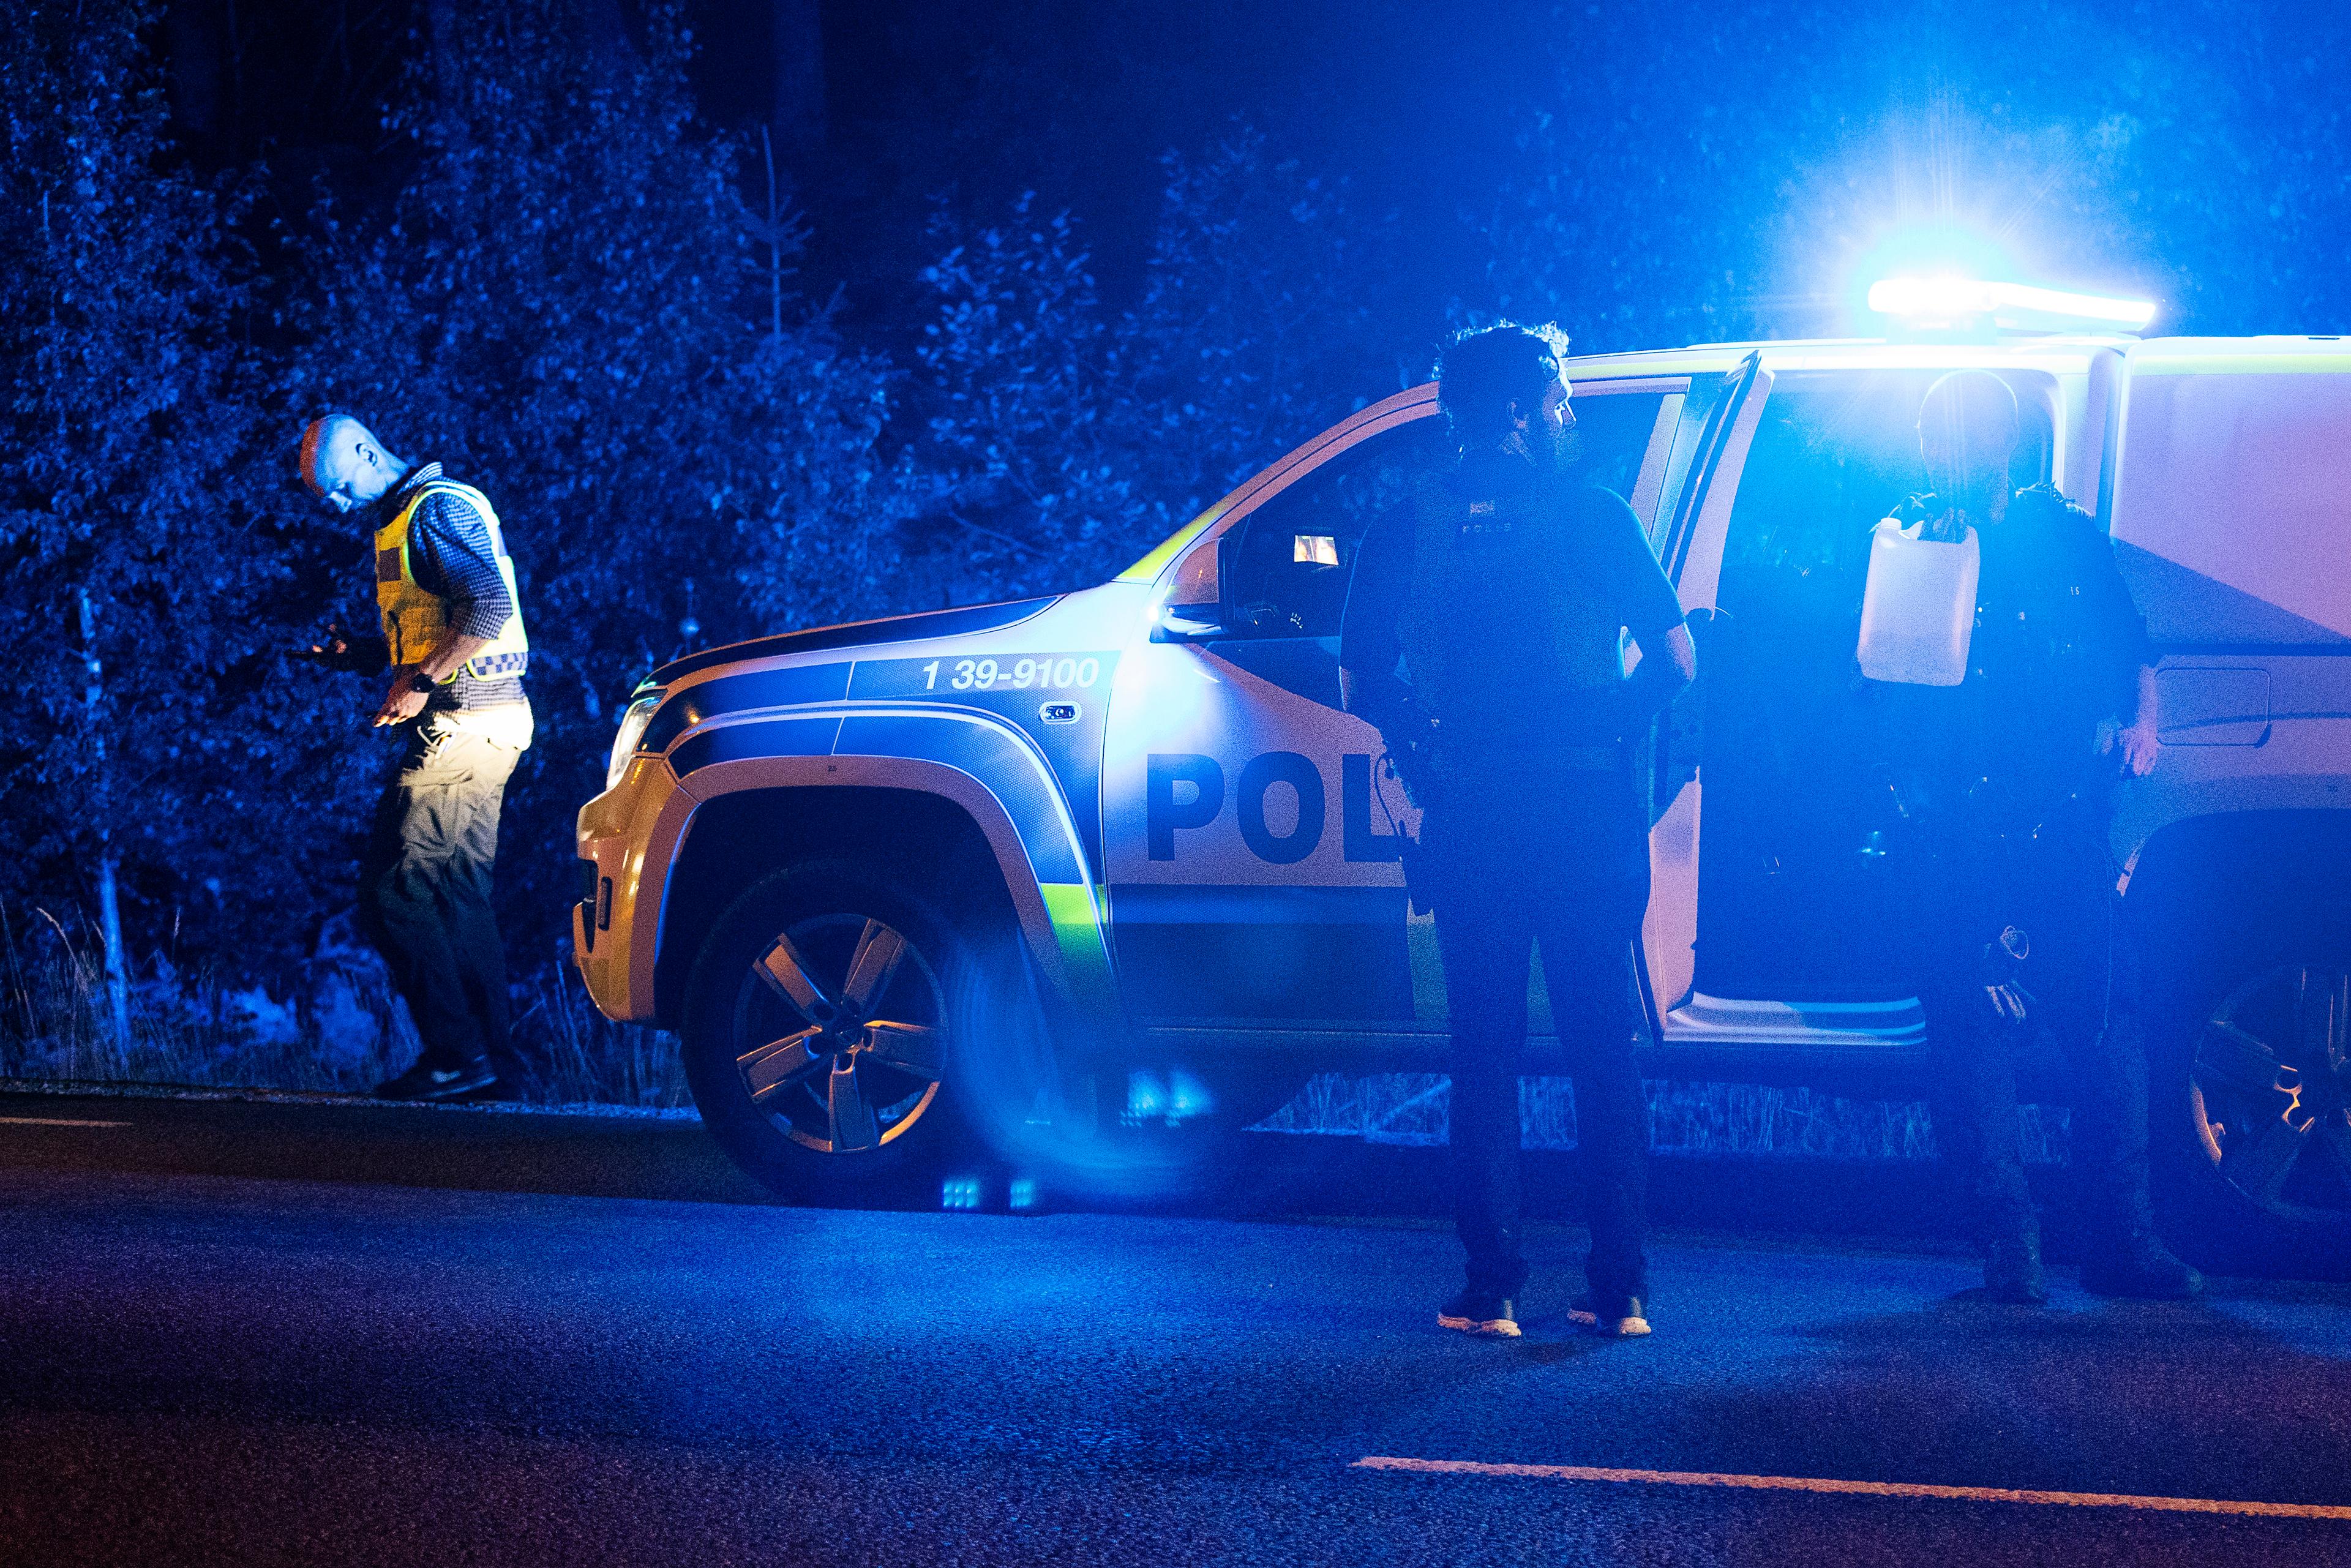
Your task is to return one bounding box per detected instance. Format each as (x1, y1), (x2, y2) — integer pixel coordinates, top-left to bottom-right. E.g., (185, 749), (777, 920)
(2188, 962), (2351, 1218)
(2161, 946), (2351, 1277)
(681, 863), (1000, 1204)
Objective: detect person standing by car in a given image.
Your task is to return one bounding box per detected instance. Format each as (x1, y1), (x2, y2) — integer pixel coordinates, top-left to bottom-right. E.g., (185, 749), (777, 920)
(298, 415), (534, 1102)
(1341, 324), (1697, 1340)
(1870, 370), (2200, 1303)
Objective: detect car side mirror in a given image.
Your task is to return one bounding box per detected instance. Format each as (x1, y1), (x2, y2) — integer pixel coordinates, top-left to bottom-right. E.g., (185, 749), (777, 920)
(1152, 531), (1234, 643)
(1154, 602), (1226, 642)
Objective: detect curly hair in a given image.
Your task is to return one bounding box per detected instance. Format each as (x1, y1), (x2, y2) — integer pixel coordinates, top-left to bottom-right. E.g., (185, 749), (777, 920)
(1436, 321), (1570, 446)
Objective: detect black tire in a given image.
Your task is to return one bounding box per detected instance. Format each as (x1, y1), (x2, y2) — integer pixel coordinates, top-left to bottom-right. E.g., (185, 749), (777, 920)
(2153, 926), (2351, 1278)
(680, 860), (1037, 1206)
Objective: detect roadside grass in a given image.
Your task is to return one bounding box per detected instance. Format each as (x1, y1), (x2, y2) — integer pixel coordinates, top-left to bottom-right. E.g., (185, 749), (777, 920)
(0, 904), (688, 1109)
(520, 959), (691, 1108)
(1254, 1073), (2065, 1163)
(0, 904), (392, 1095)
(0, 903), (2065, 1160)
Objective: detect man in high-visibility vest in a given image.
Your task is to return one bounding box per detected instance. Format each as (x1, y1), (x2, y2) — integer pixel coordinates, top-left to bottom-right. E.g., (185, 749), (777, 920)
(298, 415), (534, 1101)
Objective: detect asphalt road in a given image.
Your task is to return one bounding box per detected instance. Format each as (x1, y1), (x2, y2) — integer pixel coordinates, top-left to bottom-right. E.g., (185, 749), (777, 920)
(2, 1097), (2350, 1566)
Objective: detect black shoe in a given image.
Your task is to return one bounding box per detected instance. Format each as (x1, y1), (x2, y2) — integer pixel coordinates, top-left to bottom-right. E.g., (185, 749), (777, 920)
(1439, 1291), (1520, 1338)
(1568, 1293), (1652, 1338)
(1982, 1231), (2049, 1305)
(375, 1060), (502, 1103)
(2082, 1234), (2204, 1300)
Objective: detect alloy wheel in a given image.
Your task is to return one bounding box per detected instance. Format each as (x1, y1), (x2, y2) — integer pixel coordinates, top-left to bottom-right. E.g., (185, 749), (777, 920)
(2189, 962), (2351, 1222)
(728, 913), (946, 1154)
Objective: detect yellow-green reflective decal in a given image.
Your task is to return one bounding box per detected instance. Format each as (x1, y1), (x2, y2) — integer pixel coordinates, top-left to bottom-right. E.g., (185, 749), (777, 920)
(2129, 353), (2351, 376)
(1116, 513), (1217, 584)
(1039, 881), (1115, 997)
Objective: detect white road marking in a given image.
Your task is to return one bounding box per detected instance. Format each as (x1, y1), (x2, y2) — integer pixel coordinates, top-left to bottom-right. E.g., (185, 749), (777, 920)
(0, 1116), (130, 1128)
(1351, 1457), (2351, 1521)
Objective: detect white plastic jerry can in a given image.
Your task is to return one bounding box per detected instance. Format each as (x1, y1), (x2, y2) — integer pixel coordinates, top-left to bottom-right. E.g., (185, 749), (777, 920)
(1856, 518), (1980, 686)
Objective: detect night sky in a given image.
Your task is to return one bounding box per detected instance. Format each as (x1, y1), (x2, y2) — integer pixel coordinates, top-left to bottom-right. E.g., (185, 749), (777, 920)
(167, 0), (2350, 343)
(172, 0), (1540, 306)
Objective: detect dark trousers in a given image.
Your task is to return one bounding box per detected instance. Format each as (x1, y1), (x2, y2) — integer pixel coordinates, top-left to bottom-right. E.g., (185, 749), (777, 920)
(1429, 764), (1652, 1305)
(1910, 817), (2155, 1246)
(359, 715), (522, 1076)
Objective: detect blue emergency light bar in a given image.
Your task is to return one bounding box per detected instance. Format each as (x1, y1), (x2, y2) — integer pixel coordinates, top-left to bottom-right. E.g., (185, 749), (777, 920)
(1867, 277), (2157, 336)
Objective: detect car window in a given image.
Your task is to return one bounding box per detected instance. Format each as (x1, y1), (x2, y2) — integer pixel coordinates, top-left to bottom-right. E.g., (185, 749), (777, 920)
(1218, 390), (1671, 640)
(1220, 418), (1452, 639)
(1569, 387), (1673, 504)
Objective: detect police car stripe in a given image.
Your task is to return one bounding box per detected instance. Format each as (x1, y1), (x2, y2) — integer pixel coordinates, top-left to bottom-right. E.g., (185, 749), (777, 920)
(665, 706), (1091, 883)
(839, 653), (1116, 876)
(1111, 884), (1415, 1022)
(650, 596), (1059, 685)
(667, 716), (842, 776)
(1111, 885), (1402, 924)
(833, 713), (1086, 885)
(643, 663), (854, 754)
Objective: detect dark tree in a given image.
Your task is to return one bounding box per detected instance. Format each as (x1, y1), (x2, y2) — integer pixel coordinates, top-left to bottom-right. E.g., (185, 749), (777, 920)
(0, 0), (283, 995)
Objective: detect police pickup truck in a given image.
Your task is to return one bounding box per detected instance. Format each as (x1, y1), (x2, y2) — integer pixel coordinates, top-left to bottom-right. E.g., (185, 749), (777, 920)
(576, 297), (2351, 1261)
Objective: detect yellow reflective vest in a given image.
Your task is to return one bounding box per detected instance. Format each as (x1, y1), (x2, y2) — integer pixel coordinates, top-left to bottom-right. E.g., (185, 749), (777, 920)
(373, 479), (530, 681)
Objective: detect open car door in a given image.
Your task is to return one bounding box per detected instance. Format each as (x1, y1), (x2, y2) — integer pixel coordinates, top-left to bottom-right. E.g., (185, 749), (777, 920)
(1635, 351), (1774, 1036)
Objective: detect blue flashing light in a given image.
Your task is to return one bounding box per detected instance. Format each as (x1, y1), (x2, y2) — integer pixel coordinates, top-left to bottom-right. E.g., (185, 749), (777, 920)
(1168, 1068), (1216, 1125)
(1119, 1067), (1222, 1128)
(1008, 1177), (1039, 1212)
(1122, 1067), (1218, 1127)
(941, 1175), (984, 1211)
(1867, 277), (2156, 335)
(1123, 1069), (1167, 1126)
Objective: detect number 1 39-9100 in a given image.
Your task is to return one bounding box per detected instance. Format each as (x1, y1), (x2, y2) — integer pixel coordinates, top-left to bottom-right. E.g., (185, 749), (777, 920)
(923, 655), (1102, 692)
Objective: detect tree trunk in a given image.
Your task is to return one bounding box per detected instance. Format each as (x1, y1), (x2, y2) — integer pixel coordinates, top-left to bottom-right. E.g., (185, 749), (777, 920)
(760, 126), (784, 340)
(770, 0), (825, 162)
(78, 589), (132, 1049)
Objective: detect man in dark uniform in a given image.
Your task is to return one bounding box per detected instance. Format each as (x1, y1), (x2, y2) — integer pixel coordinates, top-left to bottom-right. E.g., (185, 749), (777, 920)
(1342, 324), (1695, 1339)
(299, 415), (534, 1102)
(1874, 370), (2199, 1302)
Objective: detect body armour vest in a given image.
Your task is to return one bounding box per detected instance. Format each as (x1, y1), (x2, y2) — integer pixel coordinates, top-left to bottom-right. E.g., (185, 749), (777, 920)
(374, 480), (530, 682)
(1399, 468), (1630, 759)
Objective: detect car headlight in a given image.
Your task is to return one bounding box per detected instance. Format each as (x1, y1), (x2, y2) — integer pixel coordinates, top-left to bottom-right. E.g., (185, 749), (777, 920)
(606, 688), (666, 790)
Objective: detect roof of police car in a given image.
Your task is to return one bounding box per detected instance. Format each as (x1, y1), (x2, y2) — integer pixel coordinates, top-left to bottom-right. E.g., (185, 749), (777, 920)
(1571, 335), (2351, 383)
(1109, 334), (2149, 584)
(1564, 333), (2140, 380)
